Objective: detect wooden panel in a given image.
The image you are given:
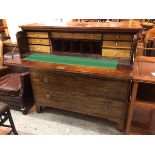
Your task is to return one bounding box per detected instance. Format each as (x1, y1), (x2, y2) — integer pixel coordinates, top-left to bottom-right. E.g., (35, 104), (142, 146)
(32, 86), (125, 124)
(103, 34), (133, 41)
(29, 45), (50, 53)
(103, 41), (132, 48)
(28, 38), (50, 45)
(30, 70), (128, 102)
(27, 32), (48, 38)
(102, 48), (130, 58)
(51, 32), (102, 40)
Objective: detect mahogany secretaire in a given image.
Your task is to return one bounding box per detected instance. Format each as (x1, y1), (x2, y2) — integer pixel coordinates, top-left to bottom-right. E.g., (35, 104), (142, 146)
(15, 20), (142, 131)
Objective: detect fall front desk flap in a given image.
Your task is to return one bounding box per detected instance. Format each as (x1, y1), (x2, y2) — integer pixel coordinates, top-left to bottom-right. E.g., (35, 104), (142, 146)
(24, 53), (118, 69)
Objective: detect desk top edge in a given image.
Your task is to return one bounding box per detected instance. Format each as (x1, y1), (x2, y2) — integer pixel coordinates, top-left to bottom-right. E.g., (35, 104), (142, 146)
(19, 21), (142, 32)
(4, 59), (132, 80)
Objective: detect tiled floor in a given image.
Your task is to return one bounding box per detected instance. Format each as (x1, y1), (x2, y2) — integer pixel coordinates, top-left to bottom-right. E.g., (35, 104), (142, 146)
(1, 107), (121, 135)
(7, 108), (122, 135)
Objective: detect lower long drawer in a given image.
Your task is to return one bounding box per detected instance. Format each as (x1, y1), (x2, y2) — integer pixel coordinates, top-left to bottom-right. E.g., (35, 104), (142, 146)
(33, 87), (125, 124)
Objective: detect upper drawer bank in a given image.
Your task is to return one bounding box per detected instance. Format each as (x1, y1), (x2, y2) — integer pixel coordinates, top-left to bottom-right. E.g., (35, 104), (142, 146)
(51, 32), (102, 40)
(26, 31), (50, 53)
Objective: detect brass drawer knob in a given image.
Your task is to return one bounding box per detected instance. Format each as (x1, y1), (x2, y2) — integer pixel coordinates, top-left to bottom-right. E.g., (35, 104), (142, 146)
(90, 35), (94, 38)
(115, 43), (118, 46)
(56, 66), (65, 70)
(43, 77), (48, 82)
(37, 40), (41, 43)
(35, 33), (38, 37)
(46, 94), (50, 99)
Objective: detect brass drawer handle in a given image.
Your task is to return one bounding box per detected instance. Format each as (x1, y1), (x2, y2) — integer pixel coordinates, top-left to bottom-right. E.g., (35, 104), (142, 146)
(90, 35), (94, 38)
(56, 66), (65, 70)
(46, 94), (50, 99)
(116, 35), (119, 39)
(114, 52), (117, 56)
(37, 40), (41, 43)
(57, 34), (61, 37)
(35, 33), (38, 37)
(43, 77), (48, 82)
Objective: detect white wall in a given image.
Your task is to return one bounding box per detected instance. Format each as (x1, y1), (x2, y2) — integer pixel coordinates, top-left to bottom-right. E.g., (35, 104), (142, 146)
(6, 18), (70, 43)
(1, 0), (154, 43)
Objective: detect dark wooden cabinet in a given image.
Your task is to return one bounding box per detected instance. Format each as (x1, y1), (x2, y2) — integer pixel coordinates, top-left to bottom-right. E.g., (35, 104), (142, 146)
(14, 21), (141, 131)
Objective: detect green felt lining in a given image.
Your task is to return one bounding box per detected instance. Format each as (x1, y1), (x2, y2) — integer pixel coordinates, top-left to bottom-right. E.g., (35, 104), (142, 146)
(24, 53), (118, 69)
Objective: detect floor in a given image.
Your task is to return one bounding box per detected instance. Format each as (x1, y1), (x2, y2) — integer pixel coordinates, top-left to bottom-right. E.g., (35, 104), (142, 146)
(1, 106), (121, 135)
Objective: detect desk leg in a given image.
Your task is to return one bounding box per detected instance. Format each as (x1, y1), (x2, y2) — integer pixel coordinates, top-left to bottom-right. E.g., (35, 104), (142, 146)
(36, 105), (41, 113)
(126, 82), (138, 134)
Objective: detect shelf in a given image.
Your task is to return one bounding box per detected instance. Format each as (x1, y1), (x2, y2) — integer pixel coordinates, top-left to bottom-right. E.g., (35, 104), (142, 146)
(134, 100), (155, 110)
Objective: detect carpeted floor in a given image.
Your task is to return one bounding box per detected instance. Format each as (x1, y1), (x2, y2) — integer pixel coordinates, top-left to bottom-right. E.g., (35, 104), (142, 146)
(9, 107), (121, 135)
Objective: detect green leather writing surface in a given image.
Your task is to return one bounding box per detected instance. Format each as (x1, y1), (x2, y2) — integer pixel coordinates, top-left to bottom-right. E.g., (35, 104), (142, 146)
(24, 53), (117, 69)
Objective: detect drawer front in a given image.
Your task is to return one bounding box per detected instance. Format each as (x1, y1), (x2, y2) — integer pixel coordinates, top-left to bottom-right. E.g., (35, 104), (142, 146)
(103, 34), (133, 41)
(103, 41), (132, 48)
(28, 38), (50, 45)
(102, 48), (131, 58)
(29, 45), (50, 53)
(51, 32), (102, 40)
(30, 70), (129, 102)
(33, 87), (125, 123)
(27, 32), (49, 38)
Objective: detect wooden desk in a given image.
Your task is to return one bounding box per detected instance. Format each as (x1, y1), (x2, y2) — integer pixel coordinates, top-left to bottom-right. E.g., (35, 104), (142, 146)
(126, 56), (155, 134)
(4, 56), (132, 131)
(7, 21), (141, 131)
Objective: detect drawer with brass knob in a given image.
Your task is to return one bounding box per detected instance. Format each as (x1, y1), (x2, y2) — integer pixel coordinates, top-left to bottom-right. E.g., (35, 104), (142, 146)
(43, 77), (49, 83)
(51, 32), (102, 40)
(103, 34), (133, 41)
(102, 41), (132, 48)
(27, 32), (49, 38)
(28, 38), (50, 45)
(29, 45), (51, 53)
(32, 87), (125, 124)
(30, 69), (128, 102)
(45, 94), (51, 99)
(102, 48), (131, 58)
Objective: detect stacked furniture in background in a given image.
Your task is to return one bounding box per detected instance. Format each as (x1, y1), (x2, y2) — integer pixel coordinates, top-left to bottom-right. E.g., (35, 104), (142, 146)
(0, 22), (34, 115)
(0, 66), (34, 115)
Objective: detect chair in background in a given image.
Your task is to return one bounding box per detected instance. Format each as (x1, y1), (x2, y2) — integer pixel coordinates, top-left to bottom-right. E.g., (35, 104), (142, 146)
(0, 66), (34, 115)
(0, 102), (18, 135)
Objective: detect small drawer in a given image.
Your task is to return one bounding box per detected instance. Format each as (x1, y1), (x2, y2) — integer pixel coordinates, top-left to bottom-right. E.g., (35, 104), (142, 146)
(28, 38), (50, 45)
(27, 32), (49, 38)
(103, 34), (133, 41)
(51, 32), (102, 40)
(103, 41), (132, 48)
(29, 45), (50, 53)
(102, 48), (131, 58)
